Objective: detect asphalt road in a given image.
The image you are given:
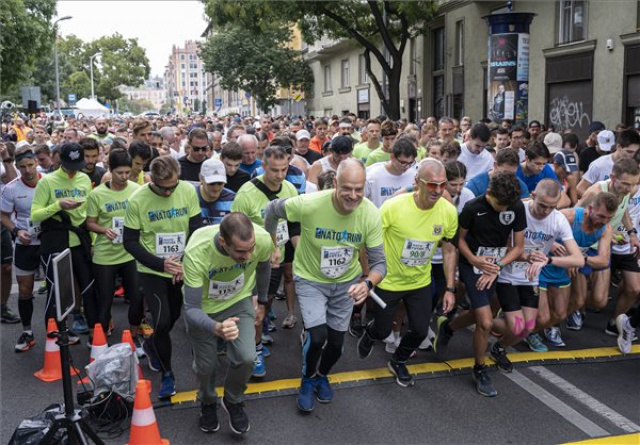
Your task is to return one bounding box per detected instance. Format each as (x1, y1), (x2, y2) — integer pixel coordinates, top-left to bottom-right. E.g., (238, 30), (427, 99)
(1, 286), (638, 444)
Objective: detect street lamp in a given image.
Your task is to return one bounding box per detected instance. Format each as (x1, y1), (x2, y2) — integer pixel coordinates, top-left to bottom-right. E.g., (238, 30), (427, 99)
(53, 15), (72, 113)
(89, 51), (101, 100)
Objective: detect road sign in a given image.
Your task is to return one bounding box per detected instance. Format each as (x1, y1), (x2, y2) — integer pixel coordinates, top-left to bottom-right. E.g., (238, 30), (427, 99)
(68, 93), (77, 105)
(214, 98), (222, 108)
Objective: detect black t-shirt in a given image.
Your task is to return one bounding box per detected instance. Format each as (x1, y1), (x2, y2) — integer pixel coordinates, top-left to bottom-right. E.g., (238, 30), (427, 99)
(83, 166), (107, 188)
(297, 149), (322, 165)
(458, 195), (527, 264)
(178, 156), (204, 182)
(225, 169), (250, 193)
(578, 146), (600, 173)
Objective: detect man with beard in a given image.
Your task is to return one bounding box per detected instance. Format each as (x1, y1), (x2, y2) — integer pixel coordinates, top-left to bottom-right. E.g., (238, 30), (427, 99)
(90, 117), (115, 143)
(80, 138), (107, 187)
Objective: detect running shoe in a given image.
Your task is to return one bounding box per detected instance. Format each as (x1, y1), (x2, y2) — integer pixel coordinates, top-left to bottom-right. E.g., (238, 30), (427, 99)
(566, 311), (583, 331)
(158, 371), (176, 399)
(72, 312), (89, 334)
(616, 314), (636, 354)
(143, 339), (161, 372)
(434, 316), (452, 355)
(357, 326), (375, 359)
(252, 349), (266, 378)
(37, 281), (47, 294)
(388, 359), (415, 387)
(113, 286), (125, 298)
(418, 327), (436, 351)
(15, 331), (35, 353)
(222, 397), (250, 434)
(525, 333), (548, 352)
(282, 314), (297, 329)
(199, 403), (220, 433)
(603, 321), (636, 340)
(261, 332), (274, 345)
(297, 377), (317, 412)
(1, 306), (20, 324)
(472, 365), (497, 397)
(544, 326), (566, 347)
(133, 335), (146, 358)
(274, 292), (286, 301)
(315, 375), (333, 403)
(139, 319), (154, 337)
(259, 344), (271, 358)
(348, 314), (364, 338)
(385, 335), (400, 354)
(490, 342), (513, 373)
(267, 320), (277, 332)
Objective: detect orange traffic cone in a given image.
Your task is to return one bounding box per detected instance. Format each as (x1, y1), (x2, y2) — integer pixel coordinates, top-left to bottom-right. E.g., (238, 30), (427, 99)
(79, 323), (108, 385)
(122, 329), (151, 394)
(35, 318), (79, 382)
(127, 379), (169, 445)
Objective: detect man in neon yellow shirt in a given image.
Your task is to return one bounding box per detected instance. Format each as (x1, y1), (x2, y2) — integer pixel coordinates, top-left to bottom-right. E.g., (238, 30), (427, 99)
(264, 158), (386, 413)
(365, 119), (398, 166)
(357, 159), (458, 386)
(352, 119), (381, 163)
(31, 142), (94, 343)
(183, 213), (274, 435)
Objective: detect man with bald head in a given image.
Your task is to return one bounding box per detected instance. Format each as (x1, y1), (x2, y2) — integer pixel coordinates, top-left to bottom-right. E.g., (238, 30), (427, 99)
(238, 134), (262, 176)
(264, 158), (386, 413)
(91, 117), (114, 142)
(357, 158), (458, 387)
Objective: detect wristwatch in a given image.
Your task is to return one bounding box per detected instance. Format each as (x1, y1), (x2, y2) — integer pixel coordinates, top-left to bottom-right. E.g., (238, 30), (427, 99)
(495, 261), (505, 270)
(547, 256), (553, 265)
(11, 227), (20, 238)
(445, 286), (457, 294)
(364, 278), (374, 291)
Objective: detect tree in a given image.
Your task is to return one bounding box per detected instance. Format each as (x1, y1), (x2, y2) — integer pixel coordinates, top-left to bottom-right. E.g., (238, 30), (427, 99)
(0, 0), (57, 95)
(118, 97), (155, 115)
(65, 71), (91, 100)
(202, 0), (437, 119)
(199, 24), (313, 112)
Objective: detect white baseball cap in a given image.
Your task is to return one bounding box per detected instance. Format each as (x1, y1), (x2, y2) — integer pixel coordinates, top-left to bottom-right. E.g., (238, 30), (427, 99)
(200, 158), (227, 184)
(543, 132), (563, 154)
(597, 130), (615, 152)
(296, 129), (311, 140)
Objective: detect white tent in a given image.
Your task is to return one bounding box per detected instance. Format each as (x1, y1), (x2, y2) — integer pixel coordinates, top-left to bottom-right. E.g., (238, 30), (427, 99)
(74, 98), (109, 118)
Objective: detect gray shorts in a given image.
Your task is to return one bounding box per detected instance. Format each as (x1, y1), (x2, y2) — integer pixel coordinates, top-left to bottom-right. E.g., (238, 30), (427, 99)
(294, 275), (359, 332)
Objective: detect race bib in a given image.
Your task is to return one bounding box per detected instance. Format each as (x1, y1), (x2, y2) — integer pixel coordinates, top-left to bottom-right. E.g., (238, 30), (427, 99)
(276, 220), (289, 246)
(112, 217), (125, 244)
(474, 246), (507, 275)
(511, 247), (541, 276)
(209, 274), (244, 301)
(320, 246), (354, 279)
(156, 232), (186, 258)
(401, 239), (435, 266)
(27, 218), (41, 239)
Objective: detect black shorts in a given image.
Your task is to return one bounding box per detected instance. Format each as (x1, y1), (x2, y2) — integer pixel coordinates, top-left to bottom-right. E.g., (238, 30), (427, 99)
(611, 253), (640, 273)
(496, 283), (538, 312)
(1, 226), (12, 265)
(14, 244), (41, 274)
(458, 261), (497, 309)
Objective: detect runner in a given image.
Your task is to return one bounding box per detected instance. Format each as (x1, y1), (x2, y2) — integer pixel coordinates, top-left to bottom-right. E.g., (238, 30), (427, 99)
(85, 149), (142, 347)
(196, 158), (235, 226)
(232, 145), (299, 378)
(353, 119), (382, 163)
(364, 138), (417, 208)
(357, 159), (458, 387)
(183, 212), (274, 435)
(537, 192), (616, 347)
(263, 158), (386, 412)
(123, 155), (201, 399)
(365, 120), (398, 166)
(434, 172), (526, 397)
(465, 148), (531, 199)
(307, 135), (354, 185)
(1, 147), (42, 349)
(179, 128), (210, 183)
(31, 142), (96, 344)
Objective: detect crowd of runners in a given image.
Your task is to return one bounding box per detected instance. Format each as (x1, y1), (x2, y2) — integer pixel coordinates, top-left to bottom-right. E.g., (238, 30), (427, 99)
(1, 111), (638, 435)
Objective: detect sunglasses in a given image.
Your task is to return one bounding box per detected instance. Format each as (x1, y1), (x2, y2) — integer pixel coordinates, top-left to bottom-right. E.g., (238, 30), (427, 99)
(417, 177), (447, 191)
(153, 182), (179, 193)
(191, 145), (209, 152)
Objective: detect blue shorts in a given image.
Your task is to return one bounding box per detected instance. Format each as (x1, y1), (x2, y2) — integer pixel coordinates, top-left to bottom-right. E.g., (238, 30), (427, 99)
(578, 248), (610, 276)
(458, 261), (497, 309)
(539, 262), (570, 289)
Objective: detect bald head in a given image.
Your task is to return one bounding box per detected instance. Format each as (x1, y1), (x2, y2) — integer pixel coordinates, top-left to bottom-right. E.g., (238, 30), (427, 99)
(534, 178), (561, 198)
(336, 157), (366, 181)
(417, 157), (445, 180)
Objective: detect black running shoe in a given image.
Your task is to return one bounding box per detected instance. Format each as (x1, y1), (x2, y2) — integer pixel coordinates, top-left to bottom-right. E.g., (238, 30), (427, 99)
(434, 316), (452, 356)
(357, 324), (375, 359)
(490, 342), (513, 373)
(388, 359), (415, 387)
(348, 314), (364, 338)
(472, 365), (497, 397)
(199, 403), (220, 433)
(222, 397), (250, 434)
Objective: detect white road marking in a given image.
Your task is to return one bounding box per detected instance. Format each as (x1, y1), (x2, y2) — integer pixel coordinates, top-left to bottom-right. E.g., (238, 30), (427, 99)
(504, 371), (609, 438)
(530, 366), (640, 433)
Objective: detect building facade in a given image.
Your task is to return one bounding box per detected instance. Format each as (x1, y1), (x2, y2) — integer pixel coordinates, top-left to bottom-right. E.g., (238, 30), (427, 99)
(305, 0), (640, 140)
(119, 77), (166, 112)
(164, 40), (209, 115)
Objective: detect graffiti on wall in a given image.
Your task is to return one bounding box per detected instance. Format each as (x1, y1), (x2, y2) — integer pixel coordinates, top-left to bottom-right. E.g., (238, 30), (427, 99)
(548, 96), (591, 132)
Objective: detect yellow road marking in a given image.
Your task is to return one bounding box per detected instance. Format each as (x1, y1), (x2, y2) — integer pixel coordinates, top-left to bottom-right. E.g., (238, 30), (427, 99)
(563, 433), (640, 444)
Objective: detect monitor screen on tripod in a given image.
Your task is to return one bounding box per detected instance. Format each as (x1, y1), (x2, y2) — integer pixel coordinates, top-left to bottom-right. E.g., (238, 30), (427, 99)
(53, 248), (75, 322)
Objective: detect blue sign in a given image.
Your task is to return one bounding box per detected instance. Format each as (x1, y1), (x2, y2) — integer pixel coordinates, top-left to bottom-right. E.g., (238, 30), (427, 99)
(245, 92), (251, 99)
(68, 93), (77, 103)
(214, 98), (222, 108)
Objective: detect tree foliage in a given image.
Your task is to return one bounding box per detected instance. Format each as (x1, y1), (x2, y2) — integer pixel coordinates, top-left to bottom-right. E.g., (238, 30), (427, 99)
(202, 0), (437, 119)
(118, 97), (155, 115)
(200, 23), (313, 112)
(0, 0), (57, 95)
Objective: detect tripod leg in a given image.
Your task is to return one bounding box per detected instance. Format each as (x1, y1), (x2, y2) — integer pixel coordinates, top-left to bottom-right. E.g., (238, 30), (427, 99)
(72, 420), (90, 445)
(80, 417), (105, 445)
(40, 419), (63, 445)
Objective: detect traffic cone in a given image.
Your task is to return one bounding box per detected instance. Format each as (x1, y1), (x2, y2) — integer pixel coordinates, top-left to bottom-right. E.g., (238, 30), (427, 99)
(122, 329), (151, 394)
(34, 318), (79, 382)
(79, 323), (108, 385)
(127, 379), (169, 445)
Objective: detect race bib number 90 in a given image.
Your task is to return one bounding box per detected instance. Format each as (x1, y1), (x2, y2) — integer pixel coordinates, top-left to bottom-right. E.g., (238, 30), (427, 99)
(209, 274), (244, 301)
(401, 239), (435, 266)
(156, 232), (186, 258)
(320, 246), (354, 279)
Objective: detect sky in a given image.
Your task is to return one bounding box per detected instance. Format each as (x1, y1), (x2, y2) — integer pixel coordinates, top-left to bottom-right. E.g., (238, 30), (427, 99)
(56, 0), (208, 78)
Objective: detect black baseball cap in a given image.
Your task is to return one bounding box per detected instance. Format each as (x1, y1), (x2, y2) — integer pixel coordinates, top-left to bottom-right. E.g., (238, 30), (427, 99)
(331, 135), (354, 154)
(59, 142), (86, 170)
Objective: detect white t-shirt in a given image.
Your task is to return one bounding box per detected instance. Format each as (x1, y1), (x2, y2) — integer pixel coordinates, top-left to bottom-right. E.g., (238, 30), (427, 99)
(0, 177), (41, 245)
(365, 162), (416, 208)
(498, 203), (573, 286)
(459, 144), (495, 180)
(613, 187), (640, 255)
(583, 154), (614, 184)
(432, 187), (475, 264)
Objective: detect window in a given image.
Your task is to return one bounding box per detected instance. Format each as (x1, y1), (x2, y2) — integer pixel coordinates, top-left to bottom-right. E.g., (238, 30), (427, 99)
(455, 21), (464, 66)
(432, 27), (445, 119)
(559, 0), (586, 44)
(190, 63), (198, 69)
(180, 54), (185, 60)
(181, 64), (185, 69)
(433, 27), (445, 71)
(323, 65), (332, 92)
(341, 60), (350, 88)
(359, 54), (369, 84)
